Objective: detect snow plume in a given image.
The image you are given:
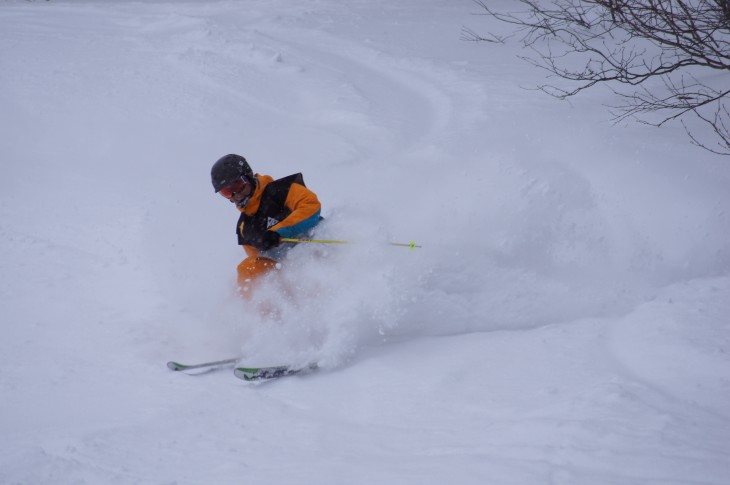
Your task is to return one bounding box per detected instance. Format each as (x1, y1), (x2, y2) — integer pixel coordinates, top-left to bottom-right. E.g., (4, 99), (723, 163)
(229, 142), (730, 364)
(229, 214), (421, 368)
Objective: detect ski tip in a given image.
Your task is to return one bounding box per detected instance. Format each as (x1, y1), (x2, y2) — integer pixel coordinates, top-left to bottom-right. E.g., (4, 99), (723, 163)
(233, 367), (268, 381)
(166, 361), (184, 371)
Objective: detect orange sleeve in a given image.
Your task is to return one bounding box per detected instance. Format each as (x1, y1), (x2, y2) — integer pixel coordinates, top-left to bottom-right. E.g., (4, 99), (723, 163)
(270, 183), (322, 237)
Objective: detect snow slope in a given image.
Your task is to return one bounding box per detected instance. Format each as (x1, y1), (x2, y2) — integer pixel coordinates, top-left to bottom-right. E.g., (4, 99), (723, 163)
(1, 0), (729, 483)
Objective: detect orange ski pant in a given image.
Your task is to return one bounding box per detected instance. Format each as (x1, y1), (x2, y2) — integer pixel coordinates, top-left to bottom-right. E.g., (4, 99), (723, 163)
(236, 256), (277, 299)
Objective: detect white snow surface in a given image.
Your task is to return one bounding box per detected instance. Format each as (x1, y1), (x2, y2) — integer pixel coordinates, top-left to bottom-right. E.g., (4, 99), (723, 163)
(2, 0), (730, 483)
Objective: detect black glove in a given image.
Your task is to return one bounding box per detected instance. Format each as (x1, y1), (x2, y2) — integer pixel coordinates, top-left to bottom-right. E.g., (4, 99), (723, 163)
(260, 230), (281, 250)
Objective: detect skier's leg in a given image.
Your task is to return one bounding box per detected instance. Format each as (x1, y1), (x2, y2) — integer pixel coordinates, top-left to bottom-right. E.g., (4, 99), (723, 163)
(236, 256), (277, 299)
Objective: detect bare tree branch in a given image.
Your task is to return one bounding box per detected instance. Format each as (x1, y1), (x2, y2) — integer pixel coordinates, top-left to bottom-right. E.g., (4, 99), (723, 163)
(466, 0), (730, 155)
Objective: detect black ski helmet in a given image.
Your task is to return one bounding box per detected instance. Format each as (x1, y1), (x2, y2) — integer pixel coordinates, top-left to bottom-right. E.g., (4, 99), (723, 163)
(211, 154), (254, 192)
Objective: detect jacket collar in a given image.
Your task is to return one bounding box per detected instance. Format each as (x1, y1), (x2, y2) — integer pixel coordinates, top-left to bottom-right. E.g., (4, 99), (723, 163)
(238, 174), (273, 214)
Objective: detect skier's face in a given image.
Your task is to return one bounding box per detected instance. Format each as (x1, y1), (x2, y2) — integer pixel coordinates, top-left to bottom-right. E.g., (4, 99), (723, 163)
(219, 176), (252, 204)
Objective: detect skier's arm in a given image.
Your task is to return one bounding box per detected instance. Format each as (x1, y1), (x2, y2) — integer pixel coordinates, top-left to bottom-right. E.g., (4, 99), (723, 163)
(270, 183), (321, 238)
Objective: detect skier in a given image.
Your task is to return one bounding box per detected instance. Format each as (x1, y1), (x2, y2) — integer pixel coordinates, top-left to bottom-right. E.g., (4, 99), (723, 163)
(211, 154), (322, 298)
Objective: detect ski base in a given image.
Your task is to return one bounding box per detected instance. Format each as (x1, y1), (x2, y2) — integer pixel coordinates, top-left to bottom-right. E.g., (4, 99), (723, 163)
(233, 363), (318, 381)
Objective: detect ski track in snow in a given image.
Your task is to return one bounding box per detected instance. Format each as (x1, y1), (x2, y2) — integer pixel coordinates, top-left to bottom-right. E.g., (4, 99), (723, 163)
(1, 0), (730, 483)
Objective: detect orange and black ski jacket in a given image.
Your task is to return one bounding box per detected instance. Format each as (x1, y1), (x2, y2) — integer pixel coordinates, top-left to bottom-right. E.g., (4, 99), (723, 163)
(236, 173), (321, 256)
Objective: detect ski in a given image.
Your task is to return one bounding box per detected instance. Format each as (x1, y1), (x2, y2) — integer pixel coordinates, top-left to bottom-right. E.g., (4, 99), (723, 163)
(166, 357), (240, 372)
(233, 363), (318, 381)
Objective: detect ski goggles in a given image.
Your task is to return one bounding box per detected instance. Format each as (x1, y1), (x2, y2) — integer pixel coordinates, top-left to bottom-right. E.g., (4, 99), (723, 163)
(218, 176), (249, 199)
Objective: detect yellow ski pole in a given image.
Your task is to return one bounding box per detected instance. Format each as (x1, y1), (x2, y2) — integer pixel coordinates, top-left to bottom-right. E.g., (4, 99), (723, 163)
(281, 238), (422, 250)
(281, 238), (349, 245)
(386, 241), (422, 250)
